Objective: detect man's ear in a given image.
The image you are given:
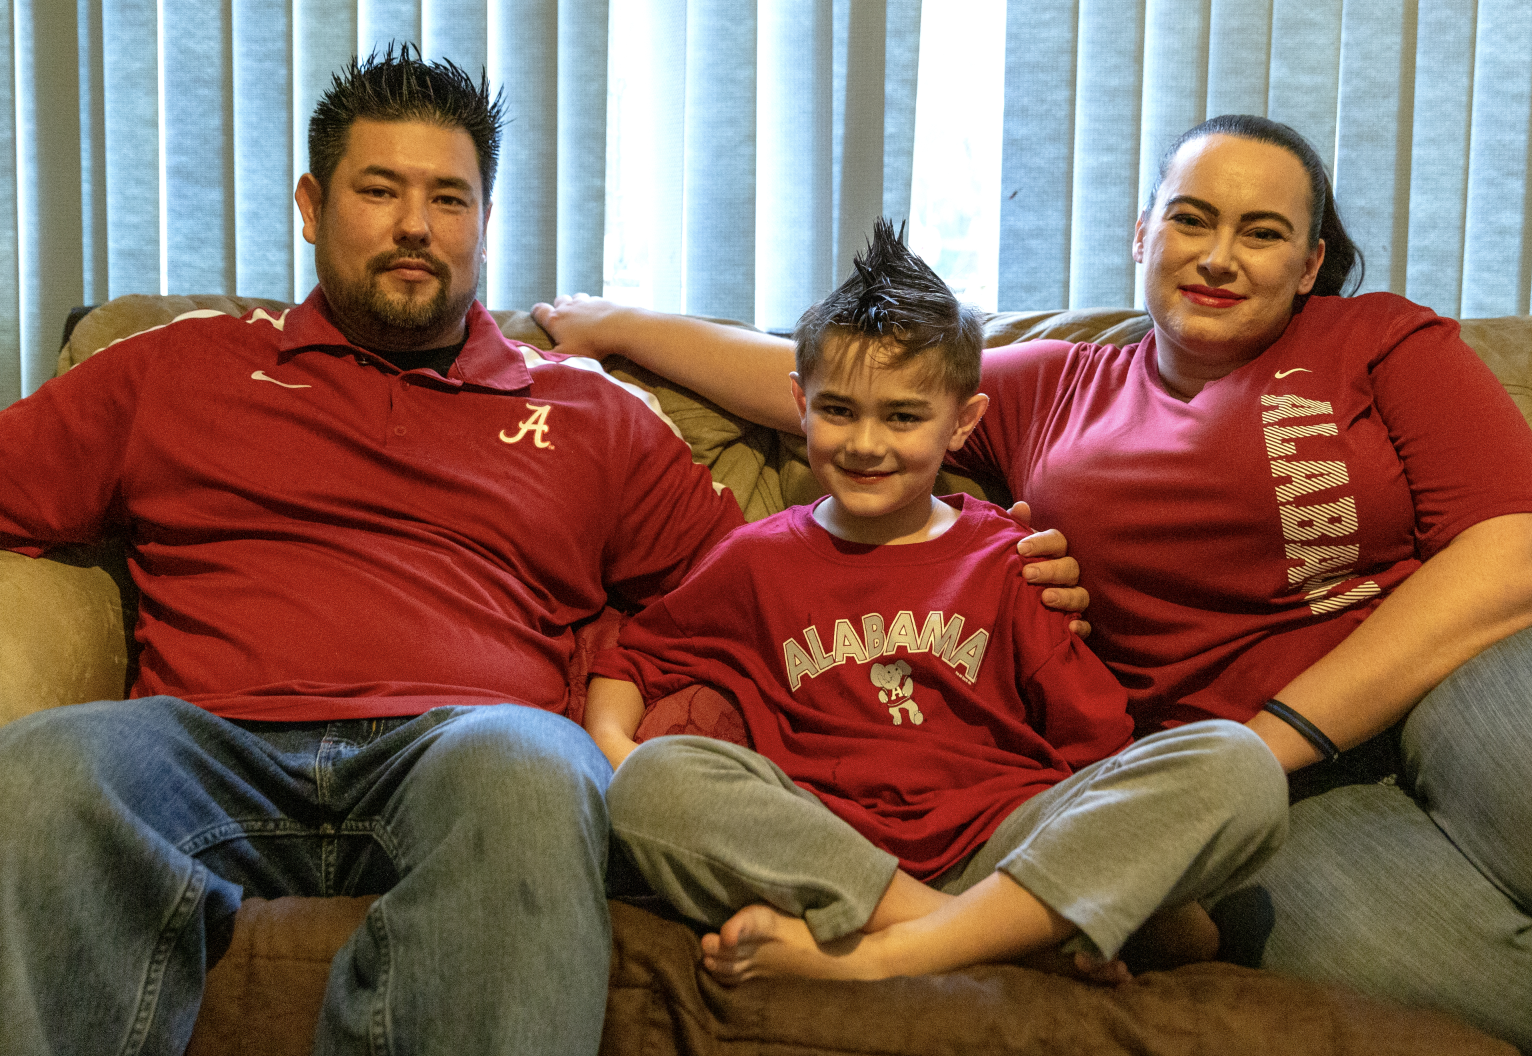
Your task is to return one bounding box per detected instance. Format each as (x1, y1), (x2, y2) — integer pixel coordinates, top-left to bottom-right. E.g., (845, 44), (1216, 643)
(295, 174), (323, 246)
(948, 393), (990, 451)
(482, 199), (493, 257)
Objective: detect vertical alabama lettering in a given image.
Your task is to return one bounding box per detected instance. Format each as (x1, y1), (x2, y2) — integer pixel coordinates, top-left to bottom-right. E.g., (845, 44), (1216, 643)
(1262, 394), (1380, 614)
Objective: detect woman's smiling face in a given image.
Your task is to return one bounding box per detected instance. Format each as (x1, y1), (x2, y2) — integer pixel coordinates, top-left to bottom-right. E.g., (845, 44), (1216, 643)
(1133, 134), (1326, 396)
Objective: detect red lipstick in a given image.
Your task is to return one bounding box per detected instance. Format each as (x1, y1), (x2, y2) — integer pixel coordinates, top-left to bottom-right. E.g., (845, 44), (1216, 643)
(1179, 285), (1246, 307)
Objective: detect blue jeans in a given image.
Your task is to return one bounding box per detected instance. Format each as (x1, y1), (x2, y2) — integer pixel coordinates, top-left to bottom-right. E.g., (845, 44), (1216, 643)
(0, 696), (613, 1056)
(1228, 626), (1532, 1051)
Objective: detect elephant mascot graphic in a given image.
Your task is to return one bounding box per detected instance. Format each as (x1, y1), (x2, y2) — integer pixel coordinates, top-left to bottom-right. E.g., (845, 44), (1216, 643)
(870, 660), (923, 726)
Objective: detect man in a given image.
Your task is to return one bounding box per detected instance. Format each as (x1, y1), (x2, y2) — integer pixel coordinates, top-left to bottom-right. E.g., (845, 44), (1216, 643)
(0, 50), (742, 1055)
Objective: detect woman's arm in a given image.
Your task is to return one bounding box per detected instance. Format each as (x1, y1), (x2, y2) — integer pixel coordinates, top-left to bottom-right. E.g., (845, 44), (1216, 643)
(1250, 512), (1532, 771)
(585, 675), (647, 769)
(531, 294), (804, 433)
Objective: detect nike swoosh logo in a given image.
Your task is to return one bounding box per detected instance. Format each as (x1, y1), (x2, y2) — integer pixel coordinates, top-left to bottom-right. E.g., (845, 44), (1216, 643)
(251, 370), (311, 389)
(1274, 368), (1311, 378)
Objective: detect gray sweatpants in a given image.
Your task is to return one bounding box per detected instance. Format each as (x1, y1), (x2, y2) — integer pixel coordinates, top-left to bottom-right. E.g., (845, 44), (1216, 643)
(607, 720), (1288, 960)
(1240, 625), (1532, 1051)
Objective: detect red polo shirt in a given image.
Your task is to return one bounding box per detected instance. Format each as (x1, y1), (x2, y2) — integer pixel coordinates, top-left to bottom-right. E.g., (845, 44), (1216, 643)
(0, 290), (743, 720)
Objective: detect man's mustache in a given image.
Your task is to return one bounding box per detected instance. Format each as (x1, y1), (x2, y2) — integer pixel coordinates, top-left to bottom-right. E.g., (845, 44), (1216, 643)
(368, 249), (449, 278)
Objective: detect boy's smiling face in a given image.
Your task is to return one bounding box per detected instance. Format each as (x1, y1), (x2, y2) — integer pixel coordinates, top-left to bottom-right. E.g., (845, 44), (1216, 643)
(792, 338), (987, 546)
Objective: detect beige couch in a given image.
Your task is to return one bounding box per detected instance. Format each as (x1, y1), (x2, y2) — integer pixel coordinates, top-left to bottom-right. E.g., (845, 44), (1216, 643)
(3, 294), (1526, 1056)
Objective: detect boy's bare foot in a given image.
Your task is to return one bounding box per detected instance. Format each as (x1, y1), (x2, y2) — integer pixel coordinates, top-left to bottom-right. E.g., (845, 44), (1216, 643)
(1119, 902), (1220, 974)
(699, 904), (879, 984)
(697, 876), (1147, 988)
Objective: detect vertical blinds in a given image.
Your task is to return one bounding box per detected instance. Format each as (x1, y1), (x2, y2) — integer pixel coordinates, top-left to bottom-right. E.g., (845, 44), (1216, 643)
(4, 0), (1530, 408)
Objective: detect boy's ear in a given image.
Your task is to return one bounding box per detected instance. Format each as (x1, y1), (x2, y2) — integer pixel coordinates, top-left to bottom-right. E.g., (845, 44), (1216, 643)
(790, 372), (809, 424)
(948, 393), (989, 451)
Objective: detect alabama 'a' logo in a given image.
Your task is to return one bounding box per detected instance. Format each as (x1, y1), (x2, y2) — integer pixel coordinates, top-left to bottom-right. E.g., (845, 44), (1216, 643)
(500, 404), (554, 449)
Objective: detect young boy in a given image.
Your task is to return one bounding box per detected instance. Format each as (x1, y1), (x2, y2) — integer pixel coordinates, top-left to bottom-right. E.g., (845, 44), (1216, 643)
(585, 220), (1287, 984)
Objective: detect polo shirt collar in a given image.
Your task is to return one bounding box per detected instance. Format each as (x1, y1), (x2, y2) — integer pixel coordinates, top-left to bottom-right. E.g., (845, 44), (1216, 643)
(277, 287), (534, 393)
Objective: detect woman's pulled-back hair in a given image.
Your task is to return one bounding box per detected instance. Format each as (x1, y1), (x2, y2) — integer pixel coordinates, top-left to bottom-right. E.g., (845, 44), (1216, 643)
(1143, 114), (1364, 297)
(794, 218), (984, 398)
(309, 43), (506, 202)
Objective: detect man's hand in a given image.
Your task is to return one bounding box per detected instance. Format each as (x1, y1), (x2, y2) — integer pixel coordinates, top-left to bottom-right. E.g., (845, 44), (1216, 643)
(529, 293), (632, 360)
(1010, 501), (1091, 638)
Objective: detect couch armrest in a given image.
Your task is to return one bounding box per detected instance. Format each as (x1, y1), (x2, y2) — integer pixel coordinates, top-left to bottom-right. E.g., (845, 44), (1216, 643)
(1458, 315), (1532, 426)
(57, 294), (293, 375)
(0, 545), (135, 725)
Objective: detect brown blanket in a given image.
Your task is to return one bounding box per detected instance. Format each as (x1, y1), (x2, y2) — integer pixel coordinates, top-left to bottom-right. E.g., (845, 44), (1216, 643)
(603, 901), (1514, 1056)
(190, 896), (1513, 1056)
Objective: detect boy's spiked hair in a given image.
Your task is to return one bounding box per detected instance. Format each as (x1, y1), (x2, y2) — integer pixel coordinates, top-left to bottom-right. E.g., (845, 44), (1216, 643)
(308, 43), (506, 201)
(793, 218), (984, 398)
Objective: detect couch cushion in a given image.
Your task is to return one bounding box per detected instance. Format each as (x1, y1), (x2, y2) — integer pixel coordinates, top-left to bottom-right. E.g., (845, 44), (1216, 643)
(187, 895), (1514, 1056)
(605, 894), (1514, 1055)
(187, 895), (375, 1056)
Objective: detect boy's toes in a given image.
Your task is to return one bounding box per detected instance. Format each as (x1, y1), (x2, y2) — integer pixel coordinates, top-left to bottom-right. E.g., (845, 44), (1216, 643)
(702, 949), (751, 985)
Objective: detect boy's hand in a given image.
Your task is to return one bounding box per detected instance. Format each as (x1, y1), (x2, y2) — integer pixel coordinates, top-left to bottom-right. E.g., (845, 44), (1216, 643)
(1009, 501), (1091, 638)
(591, 729), (642, 770)
(584, 676), (648, 769)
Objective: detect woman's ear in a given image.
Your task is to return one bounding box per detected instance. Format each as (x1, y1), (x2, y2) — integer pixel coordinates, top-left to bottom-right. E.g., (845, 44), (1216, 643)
(1132, 210), (1150, 264)
(1298, 238), (1327, 295)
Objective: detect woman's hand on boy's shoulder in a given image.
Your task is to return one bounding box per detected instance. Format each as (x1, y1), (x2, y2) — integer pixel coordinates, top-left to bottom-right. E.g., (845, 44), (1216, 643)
(1009, 500), (1091, 638)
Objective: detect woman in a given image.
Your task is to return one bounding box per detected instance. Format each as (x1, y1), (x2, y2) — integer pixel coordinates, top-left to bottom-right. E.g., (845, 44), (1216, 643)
(532, 115), (1532, 1047)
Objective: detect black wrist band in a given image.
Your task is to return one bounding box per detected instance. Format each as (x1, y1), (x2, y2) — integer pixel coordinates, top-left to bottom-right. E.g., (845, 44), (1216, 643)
(1263, 699), (1341, 763)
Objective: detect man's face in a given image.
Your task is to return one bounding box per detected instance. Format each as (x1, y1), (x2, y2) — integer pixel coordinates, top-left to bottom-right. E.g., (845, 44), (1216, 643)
(295, 118), (490, 351)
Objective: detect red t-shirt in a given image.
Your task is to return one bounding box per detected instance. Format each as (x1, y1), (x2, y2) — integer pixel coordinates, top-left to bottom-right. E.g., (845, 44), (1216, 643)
(593, 496), (1132, 879)
(952, 293), (1532, 733)
(0, 290), (743, 720)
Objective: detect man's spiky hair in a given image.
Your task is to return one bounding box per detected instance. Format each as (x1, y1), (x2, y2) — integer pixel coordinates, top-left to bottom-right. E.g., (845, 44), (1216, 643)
(308, 43), (506, 201)
(793, 218), (983, 397)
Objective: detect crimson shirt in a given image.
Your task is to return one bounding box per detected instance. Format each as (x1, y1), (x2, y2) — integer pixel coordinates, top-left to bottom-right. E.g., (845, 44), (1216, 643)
(594, 496), (1132, 879)
(953, 293), (1532, 733)
(0, 290), (743, 720)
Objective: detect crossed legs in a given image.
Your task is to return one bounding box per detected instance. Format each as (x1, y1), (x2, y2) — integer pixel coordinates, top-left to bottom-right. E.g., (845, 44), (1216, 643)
(608, 721), (1286, 984)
